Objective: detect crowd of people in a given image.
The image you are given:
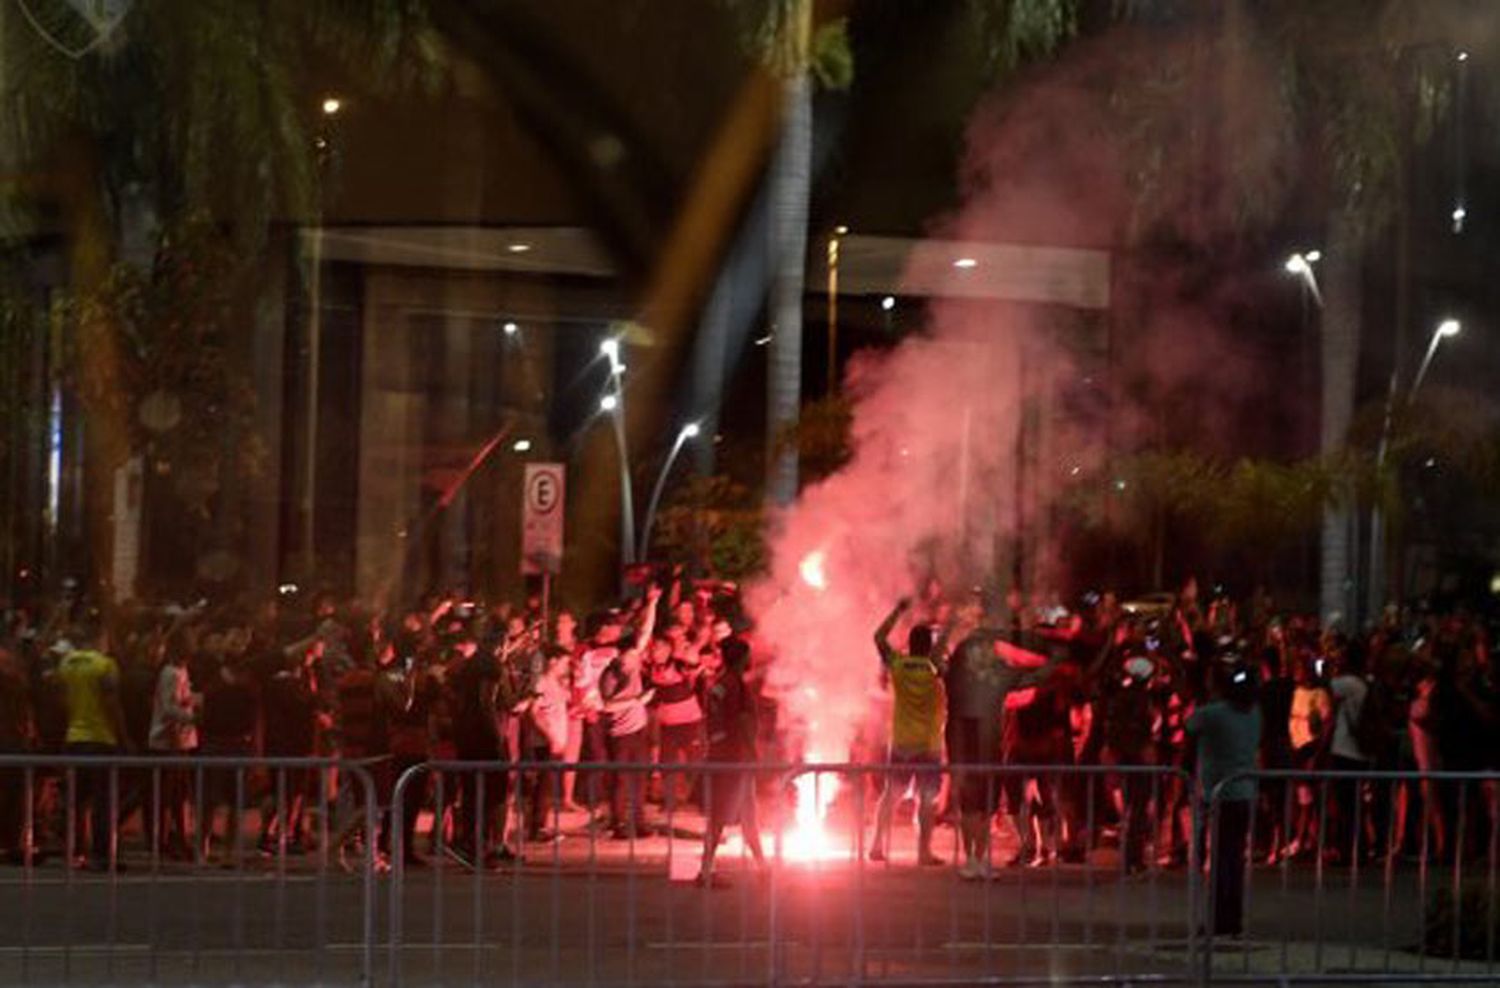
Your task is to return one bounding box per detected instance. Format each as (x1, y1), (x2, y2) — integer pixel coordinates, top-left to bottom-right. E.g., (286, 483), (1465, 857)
(0, 573), (1495, 907)
(0, 576), (765, 882)
(862, 577), (1499, 925)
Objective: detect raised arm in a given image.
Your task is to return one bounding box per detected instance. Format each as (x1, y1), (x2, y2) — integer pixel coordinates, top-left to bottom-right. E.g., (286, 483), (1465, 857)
(875, 598), (910, 666)
(626, 585), (663, 661)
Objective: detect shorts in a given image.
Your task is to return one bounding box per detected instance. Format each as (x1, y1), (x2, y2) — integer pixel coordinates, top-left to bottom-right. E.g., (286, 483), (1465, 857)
(946, 716), (1003, 816)
(881, 748), (942, 798)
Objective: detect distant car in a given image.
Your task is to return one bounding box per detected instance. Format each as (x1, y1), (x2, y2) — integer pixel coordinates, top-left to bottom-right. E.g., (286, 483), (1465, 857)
(1120, 592), (1176, 617)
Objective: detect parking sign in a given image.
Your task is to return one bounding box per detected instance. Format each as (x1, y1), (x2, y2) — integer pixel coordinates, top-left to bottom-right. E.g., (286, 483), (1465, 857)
(521, 463), (565, 575)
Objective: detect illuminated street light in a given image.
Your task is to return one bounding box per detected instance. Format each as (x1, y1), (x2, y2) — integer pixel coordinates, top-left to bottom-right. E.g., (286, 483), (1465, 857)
(1411, 318), (1461, 412)
(639, 421), (703, 560)
(953, 257), (978, 269)
(512, 439), (532, 453)
(507, 242), (531, 253)
(881, 296), (896, 311)
(598, 351), (635, 565)
(321, 97), (343, 116)
(1372, 315), (1463, 623)
(502, 321), (519, 336)
(1458, 50), (1470, 62)
(1452, 205), (1467, 233)
(1284, 250), (1323, 307)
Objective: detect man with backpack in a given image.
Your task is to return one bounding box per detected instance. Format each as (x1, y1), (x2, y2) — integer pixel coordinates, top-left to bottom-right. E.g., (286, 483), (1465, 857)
(1332, 653), (1374, 869)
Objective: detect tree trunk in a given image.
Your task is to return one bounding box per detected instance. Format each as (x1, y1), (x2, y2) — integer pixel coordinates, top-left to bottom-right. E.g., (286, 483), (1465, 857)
(1319, 209), (1361, 626)
(765, 71), (812, 506)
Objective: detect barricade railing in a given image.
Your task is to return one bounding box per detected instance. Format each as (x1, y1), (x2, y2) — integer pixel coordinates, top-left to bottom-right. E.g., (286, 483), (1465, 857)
(0, 753), (380, 986)
(1203, 768), (1500, 985)
(387, 760), (1198, 987)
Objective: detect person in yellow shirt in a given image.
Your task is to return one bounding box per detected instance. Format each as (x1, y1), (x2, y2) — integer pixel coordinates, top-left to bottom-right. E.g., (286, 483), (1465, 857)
(51, 625), (131, 870)
(868, 597), (948, 866)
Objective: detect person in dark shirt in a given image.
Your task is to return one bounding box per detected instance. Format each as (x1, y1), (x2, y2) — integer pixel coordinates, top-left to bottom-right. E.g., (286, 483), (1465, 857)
(697, 637), (765, 887)
(199, 657), (260, 860)
(1189, 662), (1262, 937)
(0, 642), (35, 863)
(257, 651), (318, 854)
(945, 623), (1061, 880)
(448, 638), (518, 868)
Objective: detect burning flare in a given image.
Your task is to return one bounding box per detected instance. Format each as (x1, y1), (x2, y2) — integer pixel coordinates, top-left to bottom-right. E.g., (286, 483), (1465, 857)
(798, 549), (827, 590)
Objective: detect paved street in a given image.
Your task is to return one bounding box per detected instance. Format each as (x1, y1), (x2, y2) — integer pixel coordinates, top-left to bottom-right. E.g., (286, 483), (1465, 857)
(0, 808), (1493, 986)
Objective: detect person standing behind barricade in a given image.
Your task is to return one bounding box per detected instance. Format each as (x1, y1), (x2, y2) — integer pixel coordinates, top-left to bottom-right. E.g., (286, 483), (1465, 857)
(574, 613), (620, 817)
(551, 610), (589, 813)
(944, 604), (1062, 881)
(518, 646), (572, 842)
(868, 597), (948, 867)
(650, 628), (706, 819)
(331, 634), (393, 869)
(198, 649), (260, 862)
(0, 636), (36, 864)
(1283, 650), (1333, 860)
(597, 585), (661, 840)
(697, 636), (766, 887)
(1325, 645), (1372, 864)
(1093, 643), (1161, 876)
(147, 628), (200, 860)
(257, 644), (319, 855)
(448, 625), (519, 869)
(385, 633), (436, 866)
(1187, 661), (1262, 938)
(51, 622), (132, 871)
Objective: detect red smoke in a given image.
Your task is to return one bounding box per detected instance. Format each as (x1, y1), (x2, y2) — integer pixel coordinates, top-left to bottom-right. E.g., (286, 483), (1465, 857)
(749, 26), (1299, 761)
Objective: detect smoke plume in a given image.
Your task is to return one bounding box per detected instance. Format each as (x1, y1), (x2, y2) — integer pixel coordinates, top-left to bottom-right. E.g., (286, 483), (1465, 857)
(748, 25), (1298, 763)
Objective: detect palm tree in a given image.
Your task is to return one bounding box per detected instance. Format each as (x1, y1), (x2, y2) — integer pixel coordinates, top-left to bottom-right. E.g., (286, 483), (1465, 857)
(0, 0), (440, 597)
(744, 0), (1083, 506)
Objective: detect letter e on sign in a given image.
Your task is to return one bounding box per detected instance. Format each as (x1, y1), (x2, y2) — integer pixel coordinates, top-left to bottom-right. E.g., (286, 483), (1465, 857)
(521, 463), (565, 575)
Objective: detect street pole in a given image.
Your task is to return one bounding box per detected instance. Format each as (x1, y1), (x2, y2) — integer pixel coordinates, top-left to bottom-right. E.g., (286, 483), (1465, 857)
(600, 340), (635, 568)
(639, 423), (700, 562)
(1369, 318), (1459, 618)
(826, 227), (844, 395)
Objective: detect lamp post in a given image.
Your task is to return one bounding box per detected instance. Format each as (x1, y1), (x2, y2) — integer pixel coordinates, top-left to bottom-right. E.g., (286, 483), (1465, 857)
(1369, 317), (1461, 618)
(639, 422), (701, 562)
(826, 225), (847, 395)
(600, 339), (636, 566)
(1410, 318), (1461, 396)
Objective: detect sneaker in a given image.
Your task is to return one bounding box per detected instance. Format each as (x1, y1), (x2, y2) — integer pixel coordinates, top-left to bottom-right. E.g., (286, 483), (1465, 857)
(958, 858), (981, 881)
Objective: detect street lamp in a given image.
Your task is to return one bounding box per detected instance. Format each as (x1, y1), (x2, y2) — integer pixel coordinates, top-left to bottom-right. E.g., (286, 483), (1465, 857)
(1284, 250), (1323, 306)
(598, 339), (635, 565)
(1411, 318), (1461, 397)
(638, 421), (702, 561)
(1370, 316), (1462, 620)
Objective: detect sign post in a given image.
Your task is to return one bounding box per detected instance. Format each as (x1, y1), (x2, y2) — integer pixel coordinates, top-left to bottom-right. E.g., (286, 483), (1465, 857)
(521, 463), (565, 640)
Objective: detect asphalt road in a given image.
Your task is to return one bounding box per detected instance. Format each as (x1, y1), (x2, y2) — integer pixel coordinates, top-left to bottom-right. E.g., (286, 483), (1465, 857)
(0, 807), (1493, 986)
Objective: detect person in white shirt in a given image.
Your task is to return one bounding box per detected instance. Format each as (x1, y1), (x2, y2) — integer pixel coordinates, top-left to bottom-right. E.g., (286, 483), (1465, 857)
(147, 633), (200, 859)
(1327, 649), (1371, 863)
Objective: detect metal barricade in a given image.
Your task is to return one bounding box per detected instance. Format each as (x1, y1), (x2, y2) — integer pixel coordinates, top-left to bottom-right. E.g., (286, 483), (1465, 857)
(1202, 769), (1500, 985)
(0, 753), (380, 986)
(387, 760), (1198, 986)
